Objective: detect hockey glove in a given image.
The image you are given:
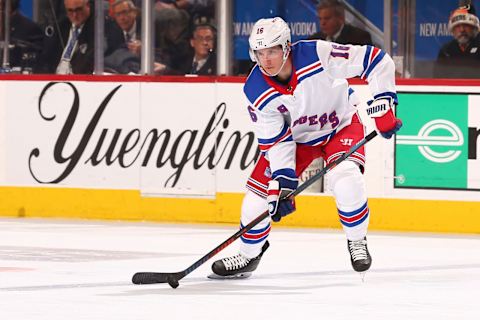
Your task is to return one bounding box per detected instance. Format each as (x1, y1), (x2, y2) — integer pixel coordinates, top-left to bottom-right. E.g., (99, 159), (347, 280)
(366, 97), (402, 139)
(267, 173), (298, 222)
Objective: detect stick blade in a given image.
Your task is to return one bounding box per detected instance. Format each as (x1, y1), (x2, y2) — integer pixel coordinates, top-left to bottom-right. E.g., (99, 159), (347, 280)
(132, 272), (171, 284)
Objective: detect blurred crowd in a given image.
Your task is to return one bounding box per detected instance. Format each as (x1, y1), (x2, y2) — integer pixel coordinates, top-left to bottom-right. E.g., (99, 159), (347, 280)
(0, 0), (479, 78)
(0, 0), (216, 75)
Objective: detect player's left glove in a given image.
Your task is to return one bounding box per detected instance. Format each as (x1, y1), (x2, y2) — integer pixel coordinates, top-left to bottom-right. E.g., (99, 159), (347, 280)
(267, 170), (298, 222)
(367, 97), (402, 139)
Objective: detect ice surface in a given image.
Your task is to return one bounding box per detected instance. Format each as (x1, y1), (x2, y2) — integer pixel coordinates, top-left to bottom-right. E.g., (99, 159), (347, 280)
(0, 218), (479, 320)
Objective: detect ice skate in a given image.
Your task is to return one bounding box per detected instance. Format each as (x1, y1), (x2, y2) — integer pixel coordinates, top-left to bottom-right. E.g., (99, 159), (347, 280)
(208, 241), (270, 279)
(347, 237), (372, 279)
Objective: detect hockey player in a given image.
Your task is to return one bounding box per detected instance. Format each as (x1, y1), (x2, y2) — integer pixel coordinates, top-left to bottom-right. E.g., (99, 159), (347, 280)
(210, 17), (402, 279)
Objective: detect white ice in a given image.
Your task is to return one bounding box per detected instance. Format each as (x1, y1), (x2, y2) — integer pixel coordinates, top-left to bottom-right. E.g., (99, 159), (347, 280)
(1, 218), (479, 320)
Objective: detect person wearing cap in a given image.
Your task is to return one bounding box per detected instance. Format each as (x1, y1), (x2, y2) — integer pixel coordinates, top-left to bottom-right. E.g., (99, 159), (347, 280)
(434, 5), (480, 78)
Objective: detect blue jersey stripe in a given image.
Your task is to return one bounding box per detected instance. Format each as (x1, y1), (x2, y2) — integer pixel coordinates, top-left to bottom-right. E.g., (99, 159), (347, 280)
(364, 50), (385, 79)
(298, 67), (324, 83)
(258, 92), (282, 111)
(362, 46), (372, 77)
(258, 122), (290, 144)
(300, 130), (336, 146)
(271, 168), (297, 180)
(292, 40), (321, 71)
(243, 66), (272, 105)
(373, 91), (398, 105)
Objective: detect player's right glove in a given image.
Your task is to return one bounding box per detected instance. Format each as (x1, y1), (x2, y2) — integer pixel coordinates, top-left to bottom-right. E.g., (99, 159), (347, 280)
(267, 170), (298, 222)
(367, 97), (402, 139)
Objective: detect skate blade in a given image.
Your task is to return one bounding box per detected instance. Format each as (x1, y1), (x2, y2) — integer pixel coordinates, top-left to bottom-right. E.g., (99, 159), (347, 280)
(207, 272), (252, 280)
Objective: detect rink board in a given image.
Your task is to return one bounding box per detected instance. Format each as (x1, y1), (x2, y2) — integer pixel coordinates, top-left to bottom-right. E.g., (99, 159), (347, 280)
(0, 76), (479, 233)
(0, 186), (479, 234)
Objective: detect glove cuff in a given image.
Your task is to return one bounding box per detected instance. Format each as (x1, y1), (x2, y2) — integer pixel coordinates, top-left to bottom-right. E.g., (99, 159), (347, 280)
(366, 98), (392, 118)
(271, 168), (298, 191)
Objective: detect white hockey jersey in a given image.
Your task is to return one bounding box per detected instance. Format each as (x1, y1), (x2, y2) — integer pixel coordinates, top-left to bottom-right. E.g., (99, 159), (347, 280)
(243, 40), (397, 175)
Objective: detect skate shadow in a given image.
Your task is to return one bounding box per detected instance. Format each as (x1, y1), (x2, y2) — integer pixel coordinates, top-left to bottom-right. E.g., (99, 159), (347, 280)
(107, 278), (355, 296)
(3, 263), (479, 294)
(109, 262), (480, 296)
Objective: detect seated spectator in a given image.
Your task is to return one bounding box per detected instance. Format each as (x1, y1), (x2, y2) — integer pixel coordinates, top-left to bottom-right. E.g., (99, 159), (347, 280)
(37, 0), (124, 74)
(109, 0), (164, 74)
(1, 0), (43, 72)
(309, 0), (373, 45)
(434, 5), (480, 79)
(111, 0), (141, 56)
(179, 23), (216, 75)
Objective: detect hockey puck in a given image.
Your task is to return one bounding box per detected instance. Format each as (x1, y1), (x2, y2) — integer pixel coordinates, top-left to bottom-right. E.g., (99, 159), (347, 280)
(167, 275), (179, 289)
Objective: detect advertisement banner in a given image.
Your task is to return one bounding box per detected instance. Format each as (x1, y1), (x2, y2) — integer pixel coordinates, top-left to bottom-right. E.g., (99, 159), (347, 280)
(4, 81), (141, 189)
(395, 92), (479, 190)
(139, 83), (259, 197)
(0, 80), (260, 197)
(1, 79), (479, 202)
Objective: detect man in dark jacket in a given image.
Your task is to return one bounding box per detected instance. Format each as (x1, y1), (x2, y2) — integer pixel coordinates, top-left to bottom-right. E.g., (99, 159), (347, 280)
(37, 0), (124, 74)
(179, 23), (216, 75)
(434, 5), (480, 79)
(111, 0), (142, 56)
(309, 0), (373, 46)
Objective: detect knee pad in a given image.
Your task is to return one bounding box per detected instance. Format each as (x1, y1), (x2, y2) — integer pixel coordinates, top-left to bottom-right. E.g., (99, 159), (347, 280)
(327, 160), (366, 210)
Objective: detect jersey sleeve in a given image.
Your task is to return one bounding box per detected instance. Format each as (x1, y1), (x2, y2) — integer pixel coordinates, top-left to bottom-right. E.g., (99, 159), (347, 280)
(244, 96), (296, 177)
(316, 40), (398, 104)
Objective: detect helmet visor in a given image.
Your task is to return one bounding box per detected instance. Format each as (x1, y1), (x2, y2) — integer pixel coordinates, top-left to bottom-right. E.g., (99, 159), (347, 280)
(254, 46), (284, 63)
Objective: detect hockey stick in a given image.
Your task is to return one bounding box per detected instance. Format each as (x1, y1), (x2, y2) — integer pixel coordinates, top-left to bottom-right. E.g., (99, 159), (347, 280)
(132, 130), (378, 287)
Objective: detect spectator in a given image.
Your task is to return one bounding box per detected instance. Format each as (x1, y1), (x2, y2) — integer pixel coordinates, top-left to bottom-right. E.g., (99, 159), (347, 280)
(110, 0), (167, 74)
(434, 5), (480, 79)
(180, 23), (216, 75)
(37, 0), (124, 74)
(111, 0), (141, 56)
(309, 0), (373, 45)
(154, 6), (190, 74)
(1, 0), (43, 72)
(109, 0), (141, 18)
